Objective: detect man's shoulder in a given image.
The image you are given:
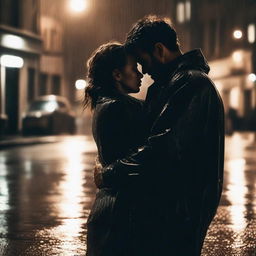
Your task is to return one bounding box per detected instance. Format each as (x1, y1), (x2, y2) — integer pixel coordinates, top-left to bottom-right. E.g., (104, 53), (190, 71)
(170, 69), (210, 84)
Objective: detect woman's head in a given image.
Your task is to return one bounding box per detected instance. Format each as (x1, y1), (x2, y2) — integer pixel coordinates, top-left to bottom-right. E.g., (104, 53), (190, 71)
(84, 42), (142, 109)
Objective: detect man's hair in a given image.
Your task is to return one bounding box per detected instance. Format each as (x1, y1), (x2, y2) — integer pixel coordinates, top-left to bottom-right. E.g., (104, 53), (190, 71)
(125, 15), (180, 54)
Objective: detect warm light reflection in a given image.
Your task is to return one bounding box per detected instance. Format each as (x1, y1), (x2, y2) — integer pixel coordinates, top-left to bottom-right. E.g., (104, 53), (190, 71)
(50, 138), (89, 252)
(226, 158), (247, 233)
(0, 158), (9, 236)
(0, 176), (9, 212)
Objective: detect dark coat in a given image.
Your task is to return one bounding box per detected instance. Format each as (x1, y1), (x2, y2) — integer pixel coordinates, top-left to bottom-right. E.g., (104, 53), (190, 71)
(102, 49), (225, 256)
(86, 94), (145, 256)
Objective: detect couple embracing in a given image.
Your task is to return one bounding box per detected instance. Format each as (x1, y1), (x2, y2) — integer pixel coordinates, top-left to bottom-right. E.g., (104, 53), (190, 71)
(84, 15), (224, 256)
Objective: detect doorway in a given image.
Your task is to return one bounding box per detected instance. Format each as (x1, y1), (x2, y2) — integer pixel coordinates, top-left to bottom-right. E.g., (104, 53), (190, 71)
(5, 67), (19, 134)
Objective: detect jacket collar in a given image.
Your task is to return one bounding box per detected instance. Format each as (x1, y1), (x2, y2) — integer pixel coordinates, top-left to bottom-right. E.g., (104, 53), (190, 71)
(150, 49), (210, 88)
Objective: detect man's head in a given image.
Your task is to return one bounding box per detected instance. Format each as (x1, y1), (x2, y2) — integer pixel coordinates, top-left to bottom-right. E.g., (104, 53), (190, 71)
(125, 15), (181, 81)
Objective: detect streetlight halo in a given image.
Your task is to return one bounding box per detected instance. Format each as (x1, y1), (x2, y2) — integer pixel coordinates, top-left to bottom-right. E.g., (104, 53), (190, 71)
(69, 0), (87, 13)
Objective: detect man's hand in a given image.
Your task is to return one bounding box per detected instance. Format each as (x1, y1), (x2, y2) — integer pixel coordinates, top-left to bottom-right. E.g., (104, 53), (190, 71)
(94, 157), (104, 188)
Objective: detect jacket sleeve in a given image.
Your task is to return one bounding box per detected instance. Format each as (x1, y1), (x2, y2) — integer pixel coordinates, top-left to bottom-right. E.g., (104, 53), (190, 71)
(95, 100), (136, 165)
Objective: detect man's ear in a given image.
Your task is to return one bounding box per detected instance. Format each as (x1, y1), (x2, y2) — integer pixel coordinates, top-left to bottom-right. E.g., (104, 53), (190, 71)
(153, 42), (165, 62)
(112, 69), (122, 82)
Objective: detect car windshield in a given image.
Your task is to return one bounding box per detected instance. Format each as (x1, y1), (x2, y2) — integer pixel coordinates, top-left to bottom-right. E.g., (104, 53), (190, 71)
(29, 100), (59, 112)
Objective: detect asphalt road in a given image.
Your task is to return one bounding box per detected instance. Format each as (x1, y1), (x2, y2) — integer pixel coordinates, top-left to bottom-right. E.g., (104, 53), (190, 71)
(0, 133), (256, 256)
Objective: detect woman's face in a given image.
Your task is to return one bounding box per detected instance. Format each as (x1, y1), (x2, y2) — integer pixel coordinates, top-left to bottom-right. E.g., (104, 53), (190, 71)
(116, 55), (143, 94)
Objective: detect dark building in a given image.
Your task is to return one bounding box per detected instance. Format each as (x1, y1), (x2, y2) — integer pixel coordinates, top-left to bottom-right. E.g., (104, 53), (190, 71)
(0, 0), (42, 135)
(0, 0), (70, 136)
(174, 0), (256, 129)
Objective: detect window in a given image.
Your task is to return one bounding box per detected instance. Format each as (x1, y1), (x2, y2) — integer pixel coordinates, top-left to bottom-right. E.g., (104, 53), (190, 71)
(39, 73), (48, 95)
(248, 24), (255, 43)
(27, 68), (35, 102)
(176, 1), (191, 23)
(185, 1), (191, 21)
(52, 75), (61, 95)
(177, 2), (185, 23)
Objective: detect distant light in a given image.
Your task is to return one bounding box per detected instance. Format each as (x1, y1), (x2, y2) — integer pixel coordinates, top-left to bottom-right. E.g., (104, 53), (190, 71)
(177, 2), (185, 23)
(45, 101), (58, 112)
(248, 24), (255, 43)
(75, 79), (87, 90)
(48, 95), (57, 101)
(69, 0), (87, 12)
(1, 34), (25, 50)
(185, 1), (191, 21)
(232, 51), (243, 63)
(230, 87), (240, 109)
(233, 30), (243, 39)
(248, 73), (256, 82)
(0, 55), (24, 68)
(35, 112), (42, 118)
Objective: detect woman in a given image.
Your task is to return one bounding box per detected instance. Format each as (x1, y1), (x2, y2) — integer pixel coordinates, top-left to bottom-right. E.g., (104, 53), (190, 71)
(84, 42), (145, 256)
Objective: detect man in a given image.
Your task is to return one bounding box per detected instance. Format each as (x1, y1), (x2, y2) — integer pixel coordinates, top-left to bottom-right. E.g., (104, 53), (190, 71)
(95, 16), (225, 256)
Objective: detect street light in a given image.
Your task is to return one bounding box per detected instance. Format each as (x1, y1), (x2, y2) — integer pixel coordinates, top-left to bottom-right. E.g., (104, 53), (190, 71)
(75, 79), (87, 90)
(233, 30), (243, 39)
(248, 73), (256, 82)
(69, 0), (87, 13)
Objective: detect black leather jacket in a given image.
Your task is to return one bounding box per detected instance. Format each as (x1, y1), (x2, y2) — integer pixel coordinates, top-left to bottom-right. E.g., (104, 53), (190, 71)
(87, 94), (144, 256)
(101, 49), (225, 255)
(92, 94), (145, 166)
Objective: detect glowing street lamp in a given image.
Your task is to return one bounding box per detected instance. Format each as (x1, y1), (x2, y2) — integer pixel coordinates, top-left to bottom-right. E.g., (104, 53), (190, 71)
(233, 30), (243, 39)
(248, 73), (256, 82)
(69, 0), (87, 13)
(75, 79), (87, 90)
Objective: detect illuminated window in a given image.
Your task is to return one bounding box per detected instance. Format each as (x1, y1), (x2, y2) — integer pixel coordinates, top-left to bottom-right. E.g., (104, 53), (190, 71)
(177, 2), (185, 23)
(185, 1), (191, 21)
(248, 24), (255, 43)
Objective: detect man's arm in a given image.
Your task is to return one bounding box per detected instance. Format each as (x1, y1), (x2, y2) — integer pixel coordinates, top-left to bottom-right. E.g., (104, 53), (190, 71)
(96, 76), (221, 189)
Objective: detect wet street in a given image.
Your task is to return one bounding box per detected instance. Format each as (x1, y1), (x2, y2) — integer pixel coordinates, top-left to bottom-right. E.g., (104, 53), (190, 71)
(0, 133), (256, 255)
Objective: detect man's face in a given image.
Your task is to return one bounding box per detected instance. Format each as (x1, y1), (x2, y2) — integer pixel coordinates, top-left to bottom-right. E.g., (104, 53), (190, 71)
(135, 49), (163, 82)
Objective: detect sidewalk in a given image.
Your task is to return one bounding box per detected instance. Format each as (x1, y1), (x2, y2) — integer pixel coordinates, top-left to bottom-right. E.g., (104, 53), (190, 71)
(0, 135), (63, 149)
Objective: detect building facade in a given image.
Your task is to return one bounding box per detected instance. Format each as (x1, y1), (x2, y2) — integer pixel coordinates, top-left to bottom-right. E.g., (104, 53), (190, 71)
(0, 0), (68, 136)
(174, 0), (256, 129)
(0, 0), (42, 135)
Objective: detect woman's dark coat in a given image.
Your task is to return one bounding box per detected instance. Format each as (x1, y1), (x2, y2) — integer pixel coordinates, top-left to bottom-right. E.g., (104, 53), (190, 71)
(86, 94), (144, 256)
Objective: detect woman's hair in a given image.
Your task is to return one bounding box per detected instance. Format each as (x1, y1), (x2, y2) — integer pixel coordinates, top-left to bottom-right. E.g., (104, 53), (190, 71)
(84, 42), (128, 109)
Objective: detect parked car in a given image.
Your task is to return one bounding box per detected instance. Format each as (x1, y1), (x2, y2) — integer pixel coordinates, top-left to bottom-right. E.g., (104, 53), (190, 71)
(22, 95), (76, 135)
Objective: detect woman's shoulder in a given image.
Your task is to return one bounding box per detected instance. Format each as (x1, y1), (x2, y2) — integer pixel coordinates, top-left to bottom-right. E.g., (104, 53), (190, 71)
(93, 96), (127, 121)
(96, 95), (143, 112)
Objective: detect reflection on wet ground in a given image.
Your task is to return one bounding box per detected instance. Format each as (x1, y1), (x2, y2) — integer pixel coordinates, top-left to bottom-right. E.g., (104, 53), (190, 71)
(202, 133), (256, 256)
(0, 133), (256, 255)
(0, 136), (97, 256)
